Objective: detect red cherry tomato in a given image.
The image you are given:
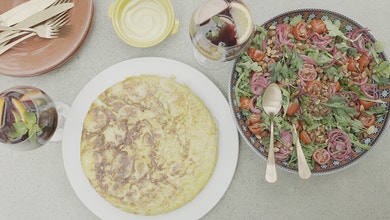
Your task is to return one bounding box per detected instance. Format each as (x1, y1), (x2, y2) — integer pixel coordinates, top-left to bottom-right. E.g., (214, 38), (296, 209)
(248, 123), (263, 135)
(294, 120), (303, 131)
(312, 148), (330, 165)
(309, 19), (327, 34)
(248, 113), (262, 124)
(347, 56), (358, 72)
(358, 54), (370, 70)
(358, 99), (375, 110)
(330, 81), (341, 92)
(240, 97), (251, 110)
(286, 102), (300, 116)
(306, 80), (322, 96)
(293, 22), (308, 41)
(299, 130), (312, 144)
(248, 47), (266, 62)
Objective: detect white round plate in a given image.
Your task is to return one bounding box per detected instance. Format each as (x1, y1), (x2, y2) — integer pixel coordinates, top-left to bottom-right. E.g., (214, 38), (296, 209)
(62, 57), (239, 220)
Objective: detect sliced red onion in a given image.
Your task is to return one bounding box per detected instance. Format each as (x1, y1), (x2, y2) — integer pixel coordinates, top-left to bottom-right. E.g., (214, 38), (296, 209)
(361, 84), (379, 99)
(275, 146), (292, 162)
(280, 129), (293, 146)
(353, 76), (368, 86)
(327, 129), (352, 161)
(250, 72), (270, 96)
(300, 55), (318, 66)
(348, 28), (373, 55)
(276, 24), (294, 49)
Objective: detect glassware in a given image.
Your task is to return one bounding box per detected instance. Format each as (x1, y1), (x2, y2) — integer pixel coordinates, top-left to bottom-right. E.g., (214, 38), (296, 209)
(0, 86), (68, 151)
(189, 0), (254, 69)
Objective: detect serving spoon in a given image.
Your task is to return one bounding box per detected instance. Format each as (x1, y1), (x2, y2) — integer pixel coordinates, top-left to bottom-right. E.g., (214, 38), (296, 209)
(262, 83), (282, 183)
(292, 124), (312, 179)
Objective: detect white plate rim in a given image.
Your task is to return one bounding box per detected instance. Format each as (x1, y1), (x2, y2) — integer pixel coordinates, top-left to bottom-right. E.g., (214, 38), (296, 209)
(62, 57), (239, 220)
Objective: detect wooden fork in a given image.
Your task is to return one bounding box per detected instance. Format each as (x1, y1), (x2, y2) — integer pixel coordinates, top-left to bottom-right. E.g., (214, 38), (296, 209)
(0, 13), (70, 55)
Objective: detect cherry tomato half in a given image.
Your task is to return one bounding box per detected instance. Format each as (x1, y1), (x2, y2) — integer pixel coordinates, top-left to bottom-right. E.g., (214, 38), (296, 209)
(329, 81), (341, 93)
(312, 148), (330, 165)
(286, 102), (300, 116)
(358, 99), (375, 110)
(309, 19), (327, 34)
(294, 120), (303, 131)
(248, 113), (262, 124)
(293, 22), (308, 41)
(248, 123), (264, 135)
(240, 97), (251, 110)
(299, 130), (312, 144)
(358, 54), (370, 71)
(306, 80), (322, 96)
(248, 47), (266, 62)
(347, 56), (358, 72)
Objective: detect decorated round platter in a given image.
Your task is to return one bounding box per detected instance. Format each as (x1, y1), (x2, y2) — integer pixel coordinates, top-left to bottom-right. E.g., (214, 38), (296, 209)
(0, 0), (94, 77)
(62, 57), (239, 219)
(229, 9), (390, 175)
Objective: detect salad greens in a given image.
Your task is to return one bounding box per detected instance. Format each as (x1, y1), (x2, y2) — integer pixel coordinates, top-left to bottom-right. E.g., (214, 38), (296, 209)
(234, 15), (390, 170)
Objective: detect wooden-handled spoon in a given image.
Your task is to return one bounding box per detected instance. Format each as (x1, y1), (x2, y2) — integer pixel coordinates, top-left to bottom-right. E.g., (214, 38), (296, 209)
(262, 83), (282, 183)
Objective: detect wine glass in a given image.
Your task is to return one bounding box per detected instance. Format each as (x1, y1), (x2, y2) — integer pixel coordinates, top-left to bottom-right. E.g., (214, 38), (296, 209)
(0, 86), (68, 151)
(189, 0), (254, 69)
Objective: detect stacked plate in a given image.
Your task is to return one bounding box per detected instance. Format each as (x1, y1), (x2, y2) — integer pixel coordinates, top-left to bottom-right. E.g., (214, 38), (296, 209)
(0, 0), (94, 77)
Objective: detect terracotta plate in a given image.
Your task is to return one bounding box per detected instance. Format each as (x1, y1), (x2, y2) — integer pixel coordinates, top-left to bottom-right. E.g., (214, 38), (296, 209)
(0, 0), (94, 77)
(229, 9), (390, 175)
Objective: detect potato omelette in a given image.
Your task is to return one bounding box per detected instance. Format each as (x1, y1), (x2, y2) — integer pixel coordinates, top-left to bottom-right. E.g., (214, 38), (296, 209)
(80, 75), (218, 215)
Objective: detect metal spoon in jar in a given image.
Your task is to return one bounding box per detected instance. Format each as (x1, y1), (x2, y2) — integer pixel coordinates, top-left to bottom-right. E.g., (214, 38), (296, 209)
(292, 124), (312, 179)
(262, 83), (282, 183)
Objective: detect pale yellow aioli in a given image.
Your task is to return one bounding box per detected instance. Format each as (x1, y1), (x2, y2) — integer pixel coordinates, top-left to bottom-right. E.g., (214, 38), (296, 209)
(121, 0), (169, 44)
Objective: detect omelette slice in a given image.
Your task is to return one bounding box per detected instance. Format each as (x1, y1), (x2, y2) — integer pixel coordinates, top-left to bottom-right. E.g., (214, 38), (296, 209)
(80, 75), (218, 215)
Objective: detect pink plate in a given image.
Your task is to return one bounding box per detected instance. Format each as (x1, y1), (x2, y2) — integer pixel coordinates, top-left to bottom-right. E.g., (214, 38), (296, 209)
(0, 0), (94, 77)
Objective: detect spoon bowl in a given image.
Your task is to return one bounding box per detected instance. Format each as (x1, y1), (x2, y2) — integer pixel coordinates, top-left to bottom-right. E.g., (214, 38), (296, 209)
(262, 83), (282, 183)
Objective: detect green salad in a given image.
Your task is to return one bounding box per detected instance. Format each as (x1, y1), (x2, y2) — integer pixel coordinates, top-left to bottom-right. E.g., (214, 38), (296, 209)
(234, 15), (390, 169)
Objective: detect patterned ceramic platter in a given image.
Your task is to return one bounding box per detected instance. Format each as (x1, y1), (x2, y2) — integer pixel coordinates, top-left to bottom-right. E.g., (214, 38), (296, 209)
(229, 9), (390, 175)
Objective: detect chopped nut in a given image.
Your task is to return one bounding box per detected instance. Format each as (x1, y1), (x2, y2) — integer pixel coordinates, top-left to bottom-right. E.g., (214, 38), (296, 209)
(269, 25), (276, 30)
(366, 126), (375, 135)
(268, 30), (276, 37)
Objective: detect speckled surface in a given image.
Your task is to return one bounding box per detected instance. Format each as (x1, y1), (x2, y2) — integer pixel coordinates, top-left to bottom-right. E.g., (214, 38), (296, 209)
(1, 0), (390, 219)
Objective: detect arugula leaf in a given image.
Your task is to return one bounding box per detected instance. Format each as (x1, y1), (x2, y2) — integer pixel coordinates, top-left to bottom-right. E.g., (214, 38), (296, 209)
(374, 61), (390, 81)
(281, 86), (291, 117)
(252, 25), (267, 50)
(324, 20), (351, 41)
(234, 55), (261, 102)
(269, 46), (302, 82)
(326, 95), (357, 118)
(365, 105), (388, 115)
(324, 66), (343, 82)
(374, 41), (386, 53)
(349, 133), (371, 150)
(289, 15), (303, 26)
(305, 48), (333, 66)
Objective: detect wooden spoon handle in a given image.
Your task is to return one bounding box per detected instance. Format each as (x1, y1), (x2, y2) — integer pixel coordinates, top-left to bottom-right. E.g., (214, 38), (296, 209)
(265, 119), (277, 183)
(293, 124), (311, 179)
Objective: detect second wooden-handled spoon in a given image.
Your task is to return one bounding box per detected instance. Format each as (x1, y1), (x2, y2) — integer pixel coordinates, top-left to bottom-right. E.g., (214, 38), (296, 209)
(292, 123), (312, 179)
